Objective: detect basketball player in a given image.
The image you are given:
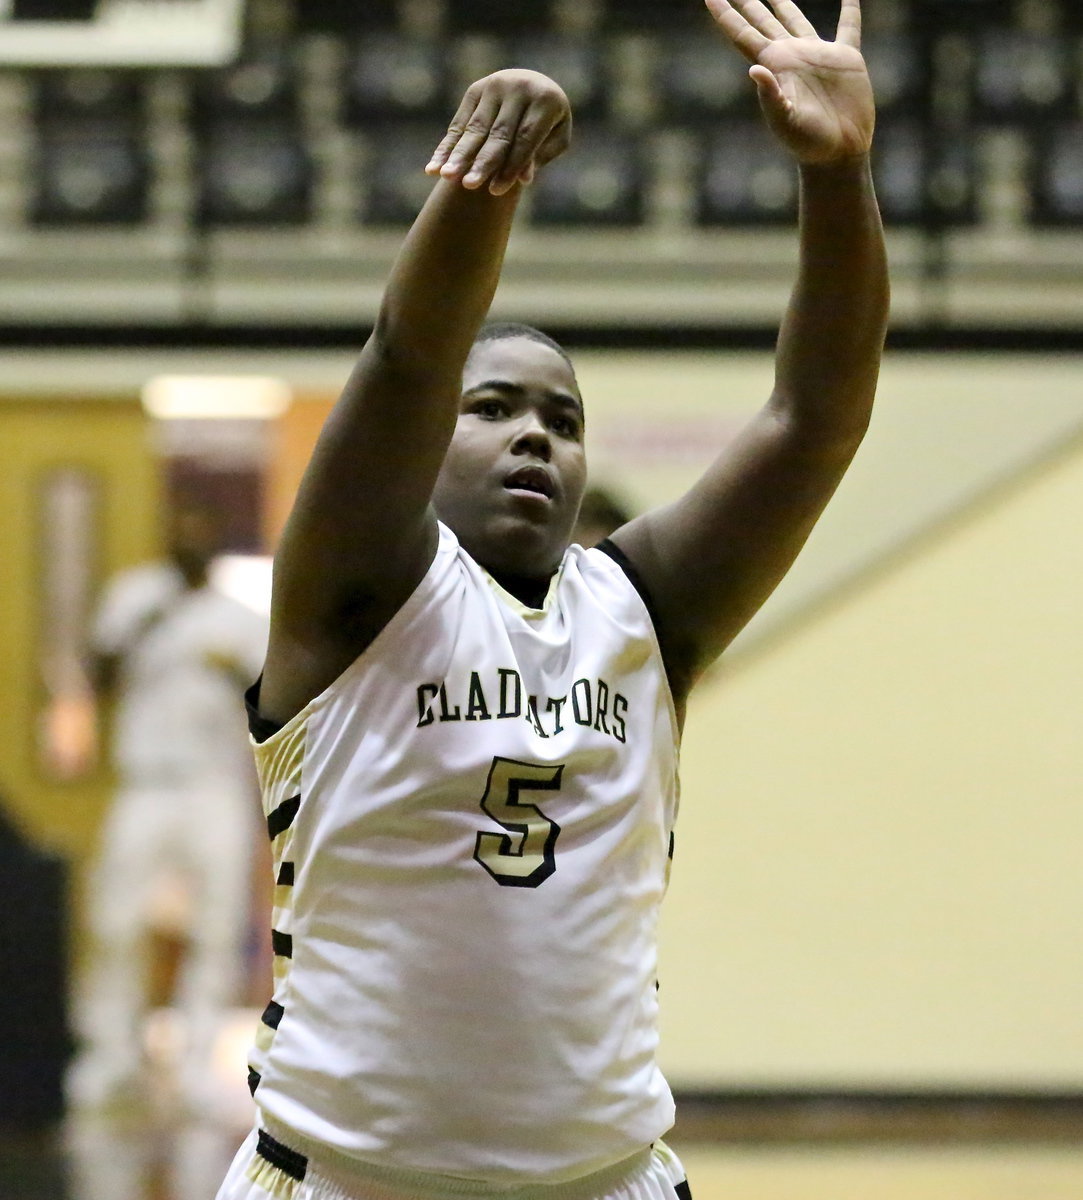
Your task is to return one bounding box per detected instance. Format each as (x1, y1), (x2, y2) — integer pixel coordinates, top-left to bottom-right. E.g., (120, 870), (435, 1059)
(68, 500), (268, 1117)
(218, 1), (888, 1197)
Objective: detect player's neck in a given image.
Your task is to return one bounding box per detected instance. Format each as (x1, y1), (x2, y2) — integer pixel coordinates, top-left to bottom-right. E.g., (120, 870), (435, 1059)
(488, 569), (553, 610)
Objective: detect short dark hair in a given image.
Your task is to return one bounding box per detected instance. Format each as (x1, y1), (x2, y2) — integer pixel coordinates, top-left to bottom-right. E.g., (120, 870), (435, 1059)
(473, 321), (574, 373)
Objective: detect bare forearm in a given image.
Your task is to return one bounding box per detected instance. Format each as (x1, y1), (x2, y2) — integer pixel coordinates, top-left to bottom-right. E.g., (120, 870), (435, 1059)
(371, 178), (521, 375)
(774, 157), (889, 441)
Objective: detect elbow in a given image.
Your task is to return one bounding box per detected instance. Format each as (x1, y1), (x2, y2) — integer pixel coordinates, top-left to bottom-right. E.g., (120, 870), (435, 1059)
(769, 376), (877, 455)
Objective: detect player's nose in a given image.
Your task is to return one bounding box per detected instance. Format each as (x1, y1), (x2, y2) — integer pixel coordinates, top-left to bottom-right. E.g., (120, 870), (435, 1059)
(510, 412), (552, 461)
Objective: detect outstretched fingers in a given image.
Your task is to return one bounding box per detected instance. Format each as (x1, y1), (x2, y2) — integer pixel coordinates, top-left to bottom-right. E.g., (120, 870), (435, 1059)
(728, 0), (790, 39)
(764, 0), (819, 37)
(835, 0), (862, 48)
(704, 0), (772, 63)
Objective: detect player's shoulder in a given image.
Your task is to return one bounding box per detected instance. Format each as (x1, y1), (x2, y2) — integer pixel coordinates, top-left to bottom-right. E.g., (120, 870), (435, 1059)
(568, 540), (662, 632)
(569, 539), (640, 590)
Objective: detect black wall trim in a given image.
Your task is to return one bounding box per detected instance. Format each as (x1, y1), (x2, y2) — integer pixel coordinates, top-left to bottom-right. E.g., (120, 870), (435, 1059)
(675, 1088), (1083, 1106)
(671, 1089), (1083, 1143)
(1, 324), (1083, 354)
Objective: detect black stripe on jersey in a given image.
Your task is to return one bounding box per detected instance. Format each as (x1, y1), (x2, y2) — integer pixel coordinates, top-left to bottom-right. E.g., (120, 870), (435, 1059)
(261, 1001), (284, 1030)
(267, 795), (300, 841)
(277, 861), (295, 886)
(675, 1181), (693, 1200)
(271, 929), (293, 959)
(668, 830), (675, 860)
(248, 1067), (261, 1096)
(256, 1130), (308, 1182)
(596, 538), (663, 642)
(245, 678), (286, 744)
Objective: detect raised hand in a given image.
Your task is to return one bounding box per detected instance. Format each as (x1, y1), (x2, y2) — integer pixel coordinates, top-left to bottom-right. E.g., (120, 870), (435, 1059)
(425, 69), (572, 196)
(704, 0), (875, 165)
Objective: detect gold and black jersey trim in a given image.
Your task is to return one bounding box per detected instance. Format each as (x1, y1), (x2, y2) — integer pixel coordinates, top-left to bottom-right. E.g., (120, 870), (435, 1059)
(249, 1001), (285, 1094)
(261, 1000), (285, 1030)
(267, 794), (300, 841)
(245, 678), (285, 744)
(255, 1130), (307, 1182)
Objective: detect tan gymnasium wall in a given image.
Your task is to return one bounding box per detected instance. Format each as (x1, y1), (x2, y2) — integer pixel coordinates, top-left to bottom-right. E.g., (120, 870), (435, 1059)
(660, 431), (1083, 1090)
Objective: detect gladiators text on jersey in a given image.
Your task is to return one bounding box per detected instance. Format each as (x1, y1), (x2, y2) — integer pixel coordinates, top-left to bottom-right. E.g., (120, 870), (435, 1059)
(416, 668), (629, 743)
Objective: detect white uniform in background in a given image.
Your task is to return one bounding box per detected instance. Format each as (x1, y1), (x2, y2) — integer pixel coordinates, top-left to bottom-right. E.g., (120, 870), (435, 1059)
(69, 561), (269, 1113)
(219, 523), (686, 1200)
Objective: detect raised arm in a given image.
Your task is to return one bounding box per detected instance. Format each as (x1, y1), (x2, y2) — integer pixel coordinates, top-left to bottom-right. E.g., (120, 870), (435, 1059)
(609, 0), (889, 714)
(260, 71), (571, 725)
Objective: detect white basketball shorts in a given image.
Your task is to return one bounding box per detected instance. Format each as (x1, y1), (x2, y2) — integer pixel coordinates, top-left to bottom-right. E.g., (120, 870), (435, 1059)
(215, 1125), (691, 1200)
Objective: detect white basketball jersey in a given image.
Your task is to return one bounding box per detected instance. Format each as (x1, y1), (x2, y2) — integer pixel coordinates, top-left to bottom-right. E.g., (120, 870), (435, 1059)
(247, 523), (681, 1186)
(92, 562), (268, 785)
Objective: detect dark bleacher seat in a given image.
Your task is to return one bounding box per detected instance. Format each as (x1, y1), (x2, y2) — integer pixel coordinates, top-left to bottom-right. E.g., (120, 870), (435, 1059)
(295, 0), (401, 33)
(598, 0), (704, 32)
(909, 0), (1014, 30)
(872, 116), (978, 228)
(446, 0), (552, 34)
(862, 33), (930, 119)
(12, 0), (95, 15)
(1029, 120), (1083, 226)
(1059, 0), (1083, 31)
(31, 67), (144, 121)
(970, 31), (1072, 126)
(197, 120), (314, 225)
(503, 34), (610, 122)
(189, 47), (302, 127)
(29, 68), (150, 226)
(342, 32), (452, 126)
(653, 30), (758, 126)
(529, 126), (647, 226)
(30, 118), (150, 225)
(694, 121), (797, 226)
(359, 125), (444, 225)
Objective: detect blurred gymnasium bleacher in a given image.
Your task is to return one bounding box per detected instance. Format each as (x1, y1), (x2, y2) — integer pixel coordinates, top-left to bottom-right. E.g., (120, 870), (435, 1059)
(0, 0), (1081, 331)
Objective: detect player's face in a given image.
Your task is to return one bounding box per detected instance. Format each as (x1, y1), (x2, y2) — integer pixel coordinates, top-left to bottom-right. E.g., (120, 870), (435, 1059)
(432, 337), (587, 580)
(166, 504), (222, 580)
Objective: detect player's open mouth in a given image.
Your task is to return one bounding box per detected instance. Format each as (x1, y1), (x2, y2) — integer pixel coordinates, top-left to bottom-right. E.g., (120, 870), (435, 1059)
(504, 465), (555, 500)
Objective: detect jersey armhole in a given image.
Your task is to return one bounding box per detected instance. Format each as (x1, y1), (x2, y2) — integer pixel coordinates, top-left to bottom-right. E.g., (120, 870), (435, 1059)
(595, 538), (664, 645)
(595, 538), (686, 736)
(246, 677), (284, 744)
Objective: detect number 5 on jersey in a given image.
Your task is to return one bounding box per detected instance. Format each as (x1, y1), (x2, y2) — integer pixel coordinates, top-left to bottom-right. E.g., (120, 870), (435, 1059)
(474, 756), (563, 887)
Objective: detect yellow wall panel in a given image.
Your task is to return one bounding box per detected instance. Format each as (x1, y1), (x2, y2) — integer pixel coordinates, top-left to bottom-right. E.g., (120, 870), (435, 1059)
(0, 397), (159, 868)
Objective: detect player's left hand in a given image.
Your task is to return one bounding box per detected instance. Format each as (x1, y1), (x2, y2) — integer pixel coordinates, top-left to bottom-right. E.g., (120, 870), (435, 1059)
(425, 69), (572, 196)
(704, 0), (875, 165)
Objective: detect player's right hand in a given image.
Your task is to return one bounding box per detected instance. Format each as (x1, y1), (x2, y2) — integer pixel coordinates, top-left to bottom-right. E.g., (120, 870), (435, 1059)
(425, 70), (572, 196)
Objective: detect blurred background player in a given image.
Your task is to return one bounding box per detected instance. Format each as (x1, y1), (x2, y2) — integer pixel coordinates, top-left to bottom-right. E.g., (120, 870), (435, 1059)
(67, 498), (269, 1118)
(573, 484), (635, 548)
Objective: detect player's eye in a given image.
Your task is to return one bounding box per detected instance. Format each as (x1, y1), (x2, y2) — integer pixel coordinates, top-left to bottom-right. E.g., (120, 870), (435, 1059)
(550, 415), (579, 438)
(472, 399), (507, 419)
